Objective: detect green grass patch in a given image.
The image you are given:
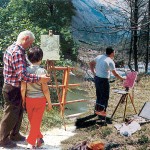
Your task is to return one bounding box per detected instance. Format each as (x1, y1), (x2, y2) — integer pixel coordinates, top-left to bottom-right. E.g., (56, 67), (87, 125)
(101, 127), (112, 138)
(138, 135), (149, 144)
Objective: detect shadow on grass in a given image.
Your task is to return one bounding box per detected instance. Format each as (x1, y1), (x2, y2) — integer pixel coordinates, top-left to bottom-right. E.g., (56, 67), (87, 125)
(75, 114), (112, 129)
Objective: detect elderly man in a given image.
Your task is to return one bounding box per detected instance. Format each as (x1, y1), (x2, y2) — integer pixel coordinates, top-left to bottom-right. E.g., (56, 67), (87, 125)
(0, 30), (49, 148)
(89, 47), (125, 117)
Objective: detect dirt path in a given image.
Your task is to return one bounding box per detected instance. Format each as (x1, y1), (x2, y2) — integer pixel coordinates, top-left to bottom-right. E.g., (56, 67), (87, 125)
(0, 125), (76, 150)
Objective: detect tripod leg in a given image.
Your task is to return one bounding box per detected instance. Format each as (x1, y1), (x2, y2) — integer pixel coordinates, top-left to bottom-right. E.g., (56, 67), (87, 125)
(123, 94), (128, 121)
(111, 94), (126, 119)
(129, 93), (137, 114)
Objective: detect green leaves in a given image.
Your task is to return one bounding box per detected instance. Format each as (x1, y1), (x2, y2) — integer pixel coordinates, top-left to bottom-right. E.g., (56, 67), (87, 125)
(0, 0), (78, 60)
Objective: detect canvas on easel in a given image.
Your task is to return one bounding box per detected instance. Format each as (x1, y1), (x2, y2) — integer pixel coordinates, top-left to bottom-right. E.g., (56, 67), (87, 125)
(123, 71), (137, 89)
(40, 32), (60, 61)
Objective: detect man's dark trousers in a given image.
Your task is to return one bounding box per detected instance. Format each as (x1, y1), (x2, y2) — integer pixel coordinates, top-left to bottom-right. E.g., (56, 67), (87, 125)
(0, 83), (23, 142)
(94, 76), (110, 111)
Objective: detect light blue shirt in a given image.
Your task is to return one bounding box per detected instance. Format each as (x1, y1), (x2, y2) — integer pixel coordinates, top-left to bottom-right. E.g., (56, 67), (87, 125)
(26, 65), (47, 98)
(94, 54), (116, 78)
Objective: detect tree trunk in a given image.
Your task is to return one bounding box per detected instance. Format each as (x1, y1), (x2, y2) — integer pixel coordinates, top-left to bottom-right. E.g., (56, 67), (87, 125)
(128, 31), (134, 71)
(133, 0), (139, 71)
(145, 0), (150, 73)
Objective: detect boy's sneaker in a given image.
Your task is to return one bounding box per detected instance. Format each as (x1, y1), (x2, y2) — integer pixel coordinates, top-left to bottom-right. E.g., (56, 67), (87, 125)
(27, 143), (36, 149)
(36, 138), (44, 148)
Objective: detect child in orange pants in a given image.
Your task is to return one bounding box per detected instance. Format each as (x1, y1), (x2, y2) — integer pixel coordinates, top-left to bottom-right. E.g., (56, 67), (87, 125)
(21, 46), (52, 149)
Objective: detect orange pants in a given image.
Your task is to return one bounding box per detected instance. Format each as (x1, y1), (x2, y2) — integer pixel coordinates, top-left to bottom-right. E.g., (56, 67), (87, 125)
(26, 97), (46, 145)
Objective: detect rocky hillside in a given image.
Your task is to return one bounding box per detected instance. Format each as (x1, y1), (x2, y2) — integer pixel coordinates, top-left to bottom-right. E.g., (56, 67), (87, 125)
(72, 0), (128, 46)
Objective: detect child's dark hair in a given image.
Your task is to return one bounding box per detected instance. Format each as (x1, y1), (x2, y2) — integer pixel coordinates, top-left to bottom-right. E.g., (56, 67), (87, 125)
(106, 47), (114, 55)
(27, 46), (43, 63)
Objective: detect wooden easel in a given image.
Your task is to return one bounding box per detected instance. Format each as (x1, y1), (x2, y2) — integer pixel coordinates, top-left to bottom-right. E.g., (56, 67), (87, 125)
(46, 61), (81, 115)
(111, 88), (137, 121)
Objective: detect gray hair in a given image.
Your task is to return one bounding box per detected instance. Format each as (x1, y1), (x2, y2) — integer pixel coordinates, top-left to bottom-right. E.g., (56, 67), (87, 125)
(17, 30), (35, 43)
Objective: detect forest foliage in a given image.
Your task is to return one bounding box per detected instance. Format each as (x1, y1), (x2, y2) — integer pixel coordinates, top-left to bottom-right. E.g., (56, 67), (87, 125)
(0, 0), (78, 61)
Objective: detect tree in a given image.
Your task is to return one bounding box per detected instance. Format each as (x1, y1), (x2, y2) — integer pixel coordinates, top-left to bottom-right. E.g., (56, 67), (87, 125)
(0, 0), (78, 60)
(0, 0), (9, 8)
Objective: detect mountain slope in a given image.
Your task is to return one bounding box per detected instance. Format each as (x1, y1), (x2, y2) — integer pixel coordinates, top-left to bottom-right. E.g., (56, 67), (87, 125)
(72, 0), (128, 46)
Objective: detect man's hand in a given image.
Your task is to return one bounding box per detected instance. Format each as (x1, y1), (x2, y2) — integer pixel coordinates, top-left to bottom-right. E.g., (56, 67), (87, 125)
(39, 74), (50, 83)
(89, 60), (96, 77)
(122, 76), (126, 80)
(22, 101), (26, 112)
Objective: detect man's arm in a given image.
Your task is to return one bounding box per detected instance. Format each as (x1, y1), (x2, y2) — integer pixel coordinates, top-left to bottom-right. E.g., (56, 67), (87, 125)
(112, 70), (126, 80)
(21, 81), (27, 108)
(41, 83), (52, 111)
(13, 51), (50, 83)
(89, 60), (96, 76)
